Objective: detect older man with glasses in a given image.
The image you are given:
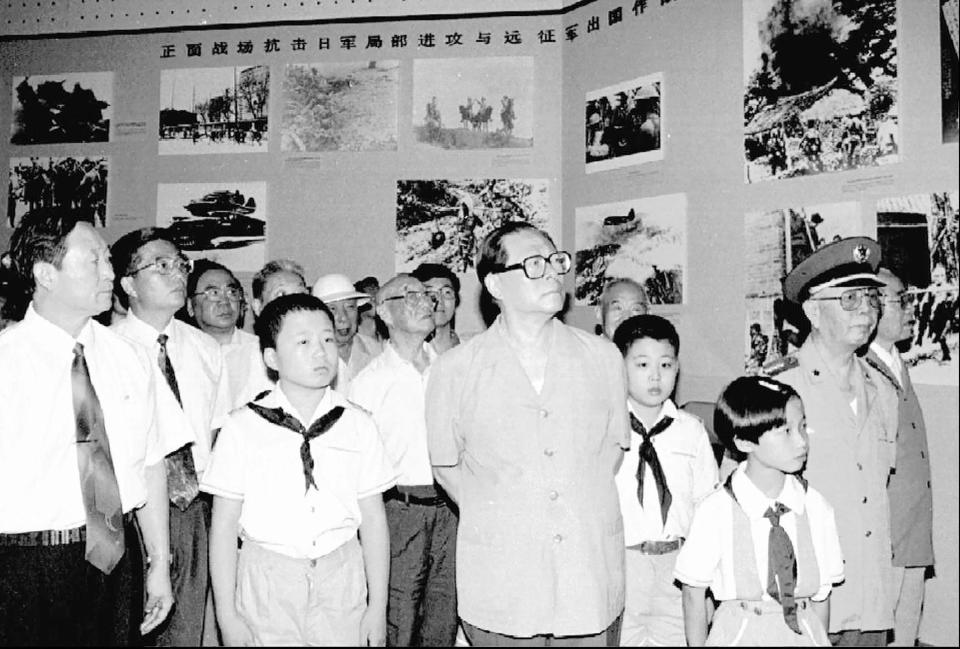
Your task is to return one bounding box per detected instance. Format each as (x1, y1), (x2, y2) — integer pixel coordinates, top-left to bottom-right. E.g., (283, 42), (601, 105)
(349, 273), (459, 647)
(765, 237), (899, 647)
(111, 228), (231, 646)
(426, 221), (630, 646)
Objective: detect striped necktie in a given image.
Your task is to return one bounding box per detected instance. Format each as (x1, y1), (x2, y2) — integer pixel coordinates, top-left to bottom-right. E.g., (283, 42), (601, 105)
(157, 333), (200, 510)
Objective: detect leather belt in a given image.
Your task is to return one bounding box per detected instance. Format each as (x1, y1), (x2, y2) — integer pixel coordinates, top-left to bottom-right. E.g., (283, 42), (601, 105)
(0, 526), (86, 547)
(384, 486), (444, 506)
(626, 538), (684, 555)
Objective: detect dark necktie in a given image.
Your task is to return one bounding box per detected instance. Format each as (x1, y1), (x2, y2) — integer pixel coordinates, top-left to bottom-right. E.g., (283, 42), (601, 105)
(764, 502), (801, 634)
(157, 333), (200, 511)
(247, 402), (345, 493)
(630, 413), (674, 526)
(72, 342), (125, 574)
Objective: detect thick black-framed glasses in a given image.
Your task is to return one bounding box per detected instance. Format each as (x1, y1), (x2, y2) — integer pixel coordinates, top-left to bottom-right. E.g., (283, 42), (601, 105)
(381, 290), (438, 307)
(492, 251), (572, 280)
(130, 256), (192, 277)
(193, 285), (243, 302)
(808, 287), (880, 311)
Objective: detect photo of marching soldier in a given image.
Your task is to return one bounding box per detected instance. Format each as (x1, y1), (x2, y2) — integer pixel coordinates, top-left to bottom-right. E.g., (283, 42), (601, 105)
(743, 0), (899, 183)
(574, 194), (685, 306)
(11, 72), (112, 145)
(743, 201), (864, 373)
(159, 66), (268, 155)
(585, 72), (663, 174)
(6, 156), (108, 230)
(877, 191), (959, 384)
(412, 56), (534, 150)
(282, 60), (399, 152)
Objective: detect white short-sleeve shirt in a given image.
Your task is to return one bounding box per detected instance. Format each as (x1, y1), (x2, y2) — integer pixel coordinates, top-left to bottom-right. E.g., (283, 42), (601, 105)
(674, 465), (844, 602)
(615, 399), (719, 544)
(0, 305), (188, 532)
(221, 328), (273, 410)
(200, 387), (397, 559)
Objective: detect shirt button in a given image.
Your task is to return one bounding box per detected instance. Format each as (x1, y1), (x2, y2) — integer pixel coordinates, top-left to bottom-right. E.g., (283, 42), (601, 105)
(862, 497), (868, 504)
(549, 490), (559, 501)
(865, 530), (872, 538)
(920, 451), (925, 459)
(911, 423), (917, 429)
(544, 448), (555, 457)
(857, 463), (863, 471)
(539, 409), (549, 419)
(554, 534), (563, 543)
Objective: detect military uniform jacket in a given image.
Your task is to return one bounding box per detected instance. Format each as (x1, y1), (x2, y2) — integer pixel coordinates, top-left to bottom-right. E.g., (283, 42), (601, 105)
(864, 347), (934, 568)
(766, 338), (898, 633)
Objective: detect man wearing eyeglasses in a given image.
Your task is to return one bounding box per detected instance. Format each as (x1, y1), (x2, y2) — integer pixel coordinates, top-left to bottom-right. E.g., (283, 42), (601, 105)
(349, 274), (459, 646)
(426, 222), (630, 645)
(1, 210), (177, 645)
(862, 268), (934, 647)
(110, 228), (231, 646)
(765, 236), (899, 646)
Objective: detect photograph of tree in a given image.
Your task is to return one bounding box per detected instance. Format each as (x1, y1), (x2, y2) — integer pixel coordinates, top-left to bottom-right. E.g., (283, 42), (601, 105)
(877, 191), (958, 385)
(159, 66), (269, 155)
(743, 201), (864, 374)
(743, 0), (898, 183)
(156, 182), (266, 271)
(7, 156), (108, 230)
(282, 60), (398, 152)
(585, 72), (663, 174)
(943, 0), (959, 143)
(411, 57), (534, 150)
(11, 72), (112, 144)
(575, 194), (685, 307)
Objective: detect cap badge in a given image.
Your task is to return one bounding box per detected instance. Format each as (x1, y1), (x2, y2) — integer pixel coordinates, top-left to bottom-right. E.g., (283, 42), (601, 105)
(853, 245), (870, 263)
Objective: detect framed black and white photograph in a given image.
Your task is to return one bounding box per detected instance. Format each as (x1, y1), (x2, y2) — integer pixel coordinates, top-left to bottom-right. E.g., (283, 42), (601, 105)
(575, 194), (685, 306)
(585, 72), (663, 174)
(877, 191), (959, 385)
(159, 66), (269, 155)
(943, 0), (959, 143)
(411, 57), (534, 150)
(743, 0), (899, 183)
(11, 72), (112, 145)
(743, 201), (864, 374)
(282, 60), (399, 152)
(156, 182), (267, 272)
(7, 156), (108, 230)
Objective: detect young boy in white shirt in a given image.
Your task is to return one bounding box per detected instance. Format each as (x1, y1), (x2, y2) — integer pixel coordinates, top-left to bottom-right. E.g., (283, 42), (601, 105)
(674, 376), (844, 646)
(202, 294), (397, 646)
(612, 315), (719, 646)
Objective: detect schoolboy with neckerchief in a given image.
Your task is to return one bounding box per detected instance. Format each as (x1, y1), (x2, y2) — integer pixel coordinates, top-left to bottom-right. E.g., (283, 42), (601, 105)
(675, 376), (844, 646)
(202, 294), (397, 646)
(612, 315), (719, 646)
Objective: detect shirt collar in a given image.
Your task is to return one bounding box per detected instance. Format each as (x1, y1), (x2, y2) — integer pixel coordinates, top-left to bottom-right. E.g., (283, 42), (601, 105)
(120, 309), (175, 344)
(869, 341), (902, 384)
(383, 339), (437, 371)
(730, 463), (806, 519)
(627, 398), (678, 428)
(265, 385), (345, 429)
(23, 302), (96, 352)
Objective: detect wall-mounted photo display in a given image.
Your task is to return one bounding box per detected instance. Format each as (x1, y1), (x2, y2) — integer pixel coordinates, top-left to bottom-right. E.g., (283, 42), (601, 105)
(159, 66), (269, 155)
(877, 191), (959, 384)
(743, 0), (898, 183)
(943, 0), (959, 143)
(411, 56), (534, 150)
(282, 60), (399, 152)
(574, 193), (685, 307)
(743, 200), (864, 373)
(7, 156), (108, 229)
(584, 72), (662, 174)
(11, 72), (112, 145)
(156, 182), (266, 272)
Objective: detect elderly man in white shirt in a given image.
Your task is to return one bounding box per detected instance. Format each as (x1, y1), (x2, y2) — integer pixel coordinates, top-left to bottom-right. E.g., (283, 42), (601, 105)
(349, 273), (459, 646)
(111, 227), (231, 646)
(313, 273), (383, 394)
(0, 209), (179, 645)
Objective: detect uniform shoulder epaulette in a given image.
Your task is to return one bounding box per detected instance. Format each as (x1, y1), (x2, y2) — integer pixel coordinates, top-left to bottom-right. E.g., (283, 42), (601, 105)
(762, 354), (799, 377)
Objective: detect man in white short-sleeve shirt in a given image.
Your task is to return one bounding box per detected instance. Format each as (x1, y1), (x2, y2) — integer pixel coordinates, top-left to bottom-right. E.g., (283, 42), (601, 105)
(0, 210), (177, 645)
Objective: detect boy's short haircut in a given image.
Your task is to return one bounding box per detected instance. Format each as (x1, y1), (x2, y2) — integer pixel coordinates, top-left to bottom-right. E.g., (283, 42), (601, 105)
(254, 294), (335, 381)
(612, 313), (680, 356)
(714, 376), (800, 459)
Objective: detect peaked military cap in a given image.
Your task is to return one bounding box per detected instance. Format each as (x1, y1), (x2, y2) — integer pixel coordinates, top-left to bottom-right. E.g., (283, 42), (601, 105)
(782, 236), (883, 303)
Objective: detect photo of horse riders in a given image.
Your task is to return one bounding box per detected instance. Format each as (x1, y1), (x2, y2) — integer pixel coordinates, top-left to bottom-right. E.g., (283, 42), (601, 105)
(412, 56), (533, 150)
(585, 72), (663, 174)
(7, 156), (108, 230)
(11, 72), (112, 145)
(159, 66), (269, 155)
